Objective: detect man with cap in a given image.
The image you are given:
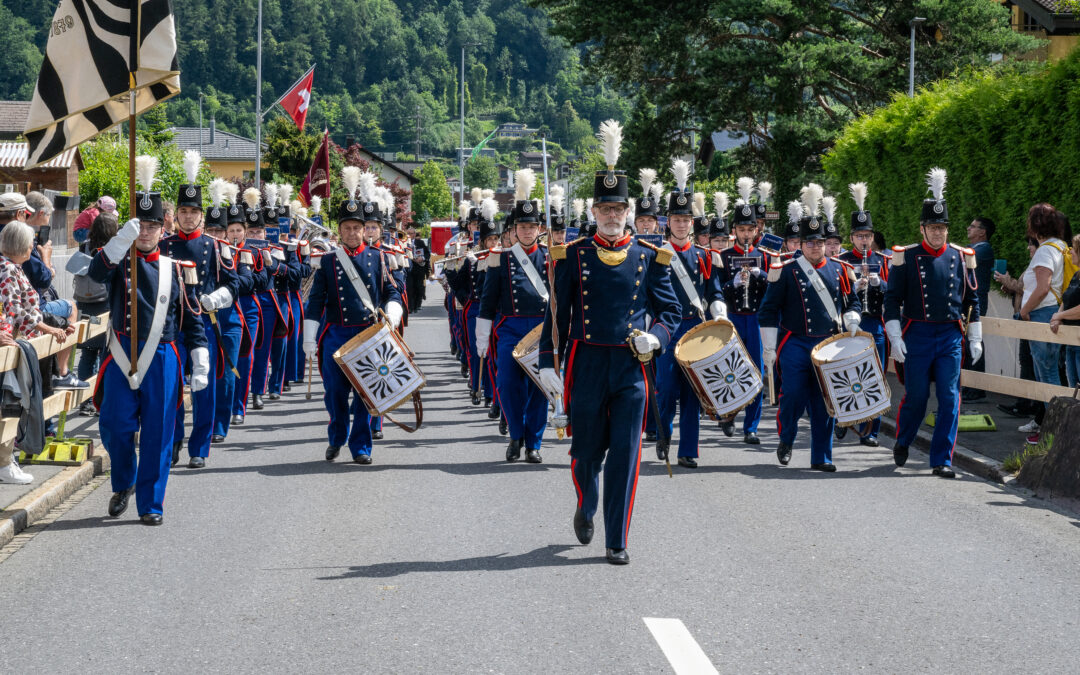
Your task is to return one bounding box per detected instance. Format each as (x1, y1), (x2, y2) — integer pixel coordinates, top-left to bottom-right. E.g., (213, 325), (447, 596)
(655, 163), (726, 468)
(708, 194), (731, 251)
(225, 185), (267, 427)
(760, 183), (862, 472)
(691, 191), (711, 248)
(88, 155), (208, 525)
(276, 185), (311, 392)
(837, 182), (890, 447)
(548, 186), (569, 246)
(476, 169), (550, 464)
(265, 186), (302, 401)
(718, 182), (770, 444)
(462, 198), (500, 407)
(824, 197), (845, 259)
(885, 168), (982, 478)
(160, 151), (241, 469)
(537, 120), (682, 564)
(304, 168), (404, 464)
(635, 169), (663, 237)
(244, 186), (290, 412)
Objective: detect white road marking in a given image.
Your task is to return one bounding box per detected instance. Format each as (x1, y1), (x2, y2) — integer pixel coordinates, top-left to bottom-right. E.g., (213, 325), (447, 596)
(643, 617), (720, 675)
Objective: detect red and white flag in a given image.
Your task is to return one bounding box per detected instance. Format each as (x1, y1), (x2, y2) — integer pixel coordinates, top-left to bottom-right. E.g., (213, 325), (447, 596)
(278, 65), (315, 130)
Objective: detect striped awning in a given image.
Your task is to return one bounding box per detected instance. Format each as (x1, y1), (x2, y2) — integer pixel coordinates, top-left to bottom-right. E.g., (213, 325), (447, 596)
(0, 142), (80, 169)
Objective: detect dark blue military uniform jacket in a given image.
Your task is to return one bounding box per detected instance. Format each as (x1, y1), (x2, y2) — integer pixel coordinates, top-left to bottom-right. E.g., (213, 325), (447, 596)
(838, 248), (890, 319)
(760, 256), (861, 338)
(479, 243), (550, 320)
(884, 242), (979, 325)
(304, 242), (402, 329)
(718, 243), (769, 314)
(663, 241), (723, 320)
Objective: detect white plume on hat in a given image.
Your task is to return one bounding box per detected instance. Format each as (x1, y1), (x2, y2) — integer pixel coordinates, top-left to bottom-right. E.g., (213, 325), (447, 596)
(639, 168), (656, 196)
(585, 198), (595, 223)
(375, 186), (394, 214)
(672, 159), (690, 192)
(292, 201), (308, 219)
(514, 168), (535, 202)
(243, 188), (262, 210)
(597, 119), (623, 169)
(208, 178), (228, 207)
(277, 183), (294, 207)
(849, 182), (868, 212)
(712, 192), (729, 218)
(183, 150), (201, 184)
(736, 176), (755, 205)
(224, 182), (239, 206)
(311, 196), (322, 215)
(787, 199), (803, 225)
(357, 172), (377, 203)
(649, 182), (664, 203)
(341, 166), (362, 201)
(262, 183), (278, 209)
(134, 155), (158, 192)
(481, 189), (494, 200)
(481, 197), (498, 222)
(572, 198), (584, 219)
(471, 187), (483, 205)
(692, 192), (705, 218)
(800, 183), (823, 217)
(625, 200), (635, 226)
(927, 167), (946, 201)
(821, 195), (837, 224)
(757, 181), (772, 206)
(549, 184), (565, 215)
(458, 200), (471, 220)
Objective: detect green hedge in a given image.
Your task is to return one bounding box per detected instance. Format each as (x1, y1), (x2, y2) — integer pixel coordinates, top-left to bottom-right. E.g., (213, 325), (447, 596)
(823, 52), (1080, 275)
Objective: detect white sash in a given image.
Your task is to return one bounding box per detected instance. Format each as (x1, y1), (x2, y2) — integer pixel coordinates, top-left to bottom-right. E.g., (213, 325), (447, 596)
(510, 243), (549, 303)
(108, 255), (174, 390)
(796, 255), (841, 330)
(335, 247), (376, 315)
(663, 243), (704, 317)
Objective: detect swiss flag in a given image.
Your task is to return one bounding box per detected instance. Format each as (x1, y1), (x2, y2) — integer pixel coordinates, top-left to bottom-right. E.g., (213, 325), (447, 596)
(279, 66), (315, 130)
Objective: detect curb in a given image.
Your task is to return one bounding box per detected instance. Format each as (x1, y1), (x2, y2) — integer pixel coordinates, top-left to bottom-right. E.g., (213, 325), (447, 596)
(879, 417), (1008, 484)
(0, 451), (110, 549)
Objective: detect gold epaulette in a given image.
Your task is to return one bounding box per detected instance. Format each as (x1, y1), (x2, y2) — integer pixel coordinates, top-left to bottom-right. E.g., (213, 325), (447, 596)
(638, 240), (671, 265)
(551, 245), (566, 261)
(950, 242), (977, 269)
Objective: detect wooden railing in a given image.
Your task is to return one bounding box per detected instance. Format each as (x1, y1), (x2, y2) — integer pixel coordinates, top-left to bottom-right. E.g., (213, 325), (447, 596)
(957, 317), (1080, 402)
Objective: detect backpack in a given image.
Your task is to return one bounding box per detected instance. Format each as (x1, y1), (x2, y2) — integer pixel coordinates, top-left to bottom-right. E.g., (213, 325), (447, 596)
(66, 248), (108, 304)
(1043, 240), (1078, 304)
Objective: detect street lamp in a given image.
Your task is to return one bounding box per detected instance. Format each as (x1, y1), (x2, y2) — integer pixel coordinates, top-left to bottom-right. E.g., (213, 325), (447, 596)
(909, 17), (926, 98)
(460, 42), (481, 205)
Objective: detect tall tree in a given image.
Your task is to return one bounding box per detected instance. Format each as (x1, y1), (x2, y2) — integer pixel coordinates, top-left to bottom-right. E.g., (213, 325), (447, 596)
(411, 161), (454, 225)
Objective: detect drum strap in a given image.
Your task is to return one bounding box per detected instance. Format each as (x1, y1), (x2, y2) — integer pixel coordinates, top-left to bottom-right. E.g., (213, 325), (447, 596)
(662, 244), (704, 317)
(384, 392), (424, 433)
(107, 255), (173, 390)
(510, 243), (549, 303)
(796, 255), (841, 330)
(335, 247), (377, 315)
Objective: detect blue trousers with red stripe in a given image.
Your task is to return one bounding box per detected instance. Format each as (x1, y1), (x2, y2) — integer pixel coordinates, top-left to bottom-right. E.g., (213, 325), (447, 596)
(319, 323), (374, 458)
(657, 317), (702, 458)
(729, 312), (763, 434)
(99, 336), (180, 516)
(251, 291), (282, 396)
(285, 291), (304, 383)
(895, 321), (962, 467)
(855, 318), (886, 440)
(233, 295), (261, 417)
(777, 333), (835, 465)
(494, 316), (548, 449)
(464, 301), (491, 396)
(567, 343), (645, 550)
(176, 308), (241, 458)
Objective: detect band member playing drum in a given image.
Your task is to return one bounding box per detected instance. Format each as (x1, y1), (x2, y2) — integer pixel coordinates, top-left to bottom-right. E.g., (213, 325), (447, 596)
(303, 168), (404, 465)
(760, 184), (862, 472)
(837, 183), (889, 447)
(655, 161), (726, 468)
(476, 170), (551, 464)
(885, 168), (982, 478)
(536, 120), (681, 564)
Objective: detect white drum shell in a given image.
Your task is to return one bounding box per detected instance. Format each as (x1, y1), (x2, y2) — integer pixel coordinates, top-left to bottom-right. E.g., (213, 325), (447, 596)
(684, 337), (763, 417)
(813, 335), (891, 426)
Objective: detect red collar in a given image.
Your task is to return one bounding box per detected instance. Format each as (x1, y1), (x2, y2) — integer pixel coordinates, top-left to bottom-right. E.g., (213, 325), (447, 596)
(520, 243), (539, 255)
(668, 239), (692, 252)
(810, 257), (828, 269)
(176, 227), (203, 241)
(136, 248), (160, 262)
(594, 233), (631, 248)
(921, 241), (946, 257)
(343, 242), (366, 256)
(851, 247), (871, 260)
(734, 243), (754, 255)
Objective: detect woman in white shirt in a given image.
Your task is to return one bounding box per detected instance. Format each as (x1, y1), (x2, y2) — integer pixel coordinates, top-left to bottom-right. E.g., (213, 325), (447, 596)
(1019, 203), (1067, 392)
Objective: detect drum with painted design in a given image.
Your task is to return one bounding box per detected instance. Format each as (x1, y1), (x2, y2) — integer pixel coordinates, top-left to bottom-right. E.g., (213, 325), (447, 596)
(674, 319), (763, 418)
(333, 322), (425, 417)
(512, 324), (547, 400)
(810, 332), (891, 427)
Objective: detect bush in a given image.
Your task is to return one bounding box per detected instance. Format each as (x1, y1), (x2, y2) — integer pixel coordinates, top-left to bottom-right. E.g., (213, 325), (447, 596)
(823, 53), (1080, 274)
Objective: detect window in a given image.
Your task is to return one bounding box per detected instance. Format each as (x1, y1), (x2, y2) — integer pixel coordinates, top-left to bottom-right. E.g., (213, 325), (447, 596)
(1021, 10), (1042, 32)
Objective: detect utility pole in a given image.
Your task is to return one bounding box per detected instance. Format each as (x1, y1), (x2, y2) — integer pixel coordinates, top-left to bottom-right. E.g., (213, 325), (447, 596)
(414, 104), (422, 160)
(255, 0), (263, 186)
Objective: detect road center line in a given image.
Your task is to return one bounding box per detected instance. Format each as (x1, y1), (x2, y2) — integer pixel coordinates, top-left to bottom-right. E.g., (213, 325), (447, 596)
(643, 617), (719, 675)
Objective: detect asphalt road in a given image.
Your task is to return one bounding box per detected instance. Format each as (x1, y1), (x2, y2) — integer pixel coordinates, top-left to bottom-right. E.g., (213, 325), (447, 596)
(2, 286), (1079, 674)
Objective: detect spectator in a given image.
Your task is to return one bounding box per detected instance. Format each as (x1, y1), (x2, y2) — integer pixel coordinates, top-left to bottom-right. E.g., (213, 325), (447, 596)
(1050, 233), (1080, 387)
(161, 200), (176, 237)
(1017, 204), (1068, 443)
(25, 192), (53, 232)
(0, 315), (24, 483)
(72, 196), (117, 244)
(962, 216), (996, 399)
(0, 222), (72, 344)
(872, 230), (887, 253)
(73, 212), (117, 415)
(995, 239), (1040, 418)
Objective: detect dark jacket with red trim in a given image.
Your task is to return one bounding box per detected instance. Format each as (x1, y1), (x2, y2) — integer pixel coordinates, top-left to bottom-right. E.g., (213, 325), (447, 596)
(304, 242), (402, 329)
(663, 241), (723, 321)
(759, 256), (861, 338)
(479, 243), (550, 320)
(838, 248), (889, 319)
(718, 242), (769, 314)
(884, 242), (978, 324)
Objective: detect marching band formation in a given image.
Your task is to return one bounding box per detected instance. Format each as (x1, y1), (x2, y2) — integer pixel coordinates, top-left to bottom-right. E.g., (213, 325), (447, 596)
(95, 121), (982, 565)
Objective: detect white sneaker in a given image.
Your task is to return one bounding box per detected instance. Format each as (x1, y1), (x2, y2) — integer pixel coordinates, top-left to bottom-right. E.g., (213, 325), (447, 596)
(0, 460), (33, 485)
(1018, 420), (1040, 433)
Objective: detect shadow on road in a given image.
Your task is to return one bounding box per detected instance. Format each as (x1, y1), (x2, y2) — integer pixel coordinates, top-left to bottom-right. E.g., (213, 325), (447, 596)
(170, 459), (560, 477)
(310, 544), (597, 579)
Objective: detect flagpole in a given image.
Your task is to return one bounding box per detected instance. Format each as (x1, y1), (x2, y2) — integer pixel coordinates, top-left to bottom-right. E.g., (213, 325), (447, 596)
(128, 12), (140, 377)
(255, 0), (263, 187)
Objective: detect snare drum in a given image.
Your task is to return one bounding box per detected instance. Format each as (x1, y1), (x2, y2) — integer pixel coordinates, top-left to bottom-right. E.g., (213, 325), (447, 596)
(512, 324), (549, 401)
(674, 319), (763, 418)
(810, 332), (891, 427)
(333, 322), (426, 416)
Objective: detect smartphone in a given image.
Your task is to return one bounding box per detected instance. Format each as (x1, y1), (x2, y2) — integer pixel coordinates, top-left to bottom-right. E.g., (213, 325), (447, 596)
(35, 225), (51, 247)
(994, 259), (1008, 275)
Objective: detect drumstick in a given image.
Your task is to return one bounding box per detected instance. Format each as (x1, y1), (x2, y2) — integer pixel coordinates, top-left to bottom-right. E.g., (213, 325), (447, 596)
(767, 363), (776, 406)
(306, 356), (313, 400)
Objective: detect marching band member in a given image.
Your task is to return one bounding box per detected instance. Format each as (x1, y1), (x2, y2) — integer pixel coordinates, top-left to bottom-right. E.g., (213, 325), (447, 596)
(161, 151), (240, 469)
(548, 186), (568, 245)
(227, 188), (266, 427)
(634, 169), (663, 236)
(655, 164), (725, 468)
(476, 169), (550, 463)
(279, 186), (311, 392)
(246, 188), (289, 411)
(885, 168), (982, 478)
(760, 184), (861, 472)
(267, 186), (301, 401)
(718, 180), (769, 444)
(837, 183), (890, 447)
(463, 198), (500, 407)
(90, 156), (208, 524)
(691, 191), (710, 248)
(304, 168), (403, 464)
(537, 120), (681, 564)
(754, 181), (773, 242)
(708, 193), (730, 251)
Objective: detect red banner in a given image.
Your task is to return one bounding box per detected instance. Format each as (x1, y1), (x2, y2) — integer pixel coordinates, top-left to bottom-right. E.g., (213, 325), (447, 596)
(299, 130), (331, 207)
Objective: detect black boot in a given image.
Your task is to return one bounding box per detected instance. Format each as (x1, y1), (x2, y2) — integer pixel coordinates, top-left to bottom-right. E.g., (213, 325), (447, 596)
(107, 487), (134, 517)
(525, 448), (542, 464)
(231, 414), (244, 425)
(488, 403), (500, 420)
(932, 465), (956, 478)
(188, 456), (206, 469)
(326, 445), (341, 461)
(776, 442), (792, 466)
(834, 425), (848, 441)
(140, 513), (163, 526)
(499, 416), (508, 436)
(171, 441), (182, 467)
(506, 438), (522, 462)
(373, 430), (384, 440)
(605, 548), (630, 565)
(573, 508), (593, 545)
(460, 363), (469, 378)
(484, 397), (493, 407)
(744, 432), (760, 445)
(645, 431), (657, 443)
(283, 382), (291, 392)
(251, 394), (264, 410)
(677, 456), (698, 469)
(893, 444), (909, 467)
(720, 420), (735, 437)
(470, 390), (481, 405)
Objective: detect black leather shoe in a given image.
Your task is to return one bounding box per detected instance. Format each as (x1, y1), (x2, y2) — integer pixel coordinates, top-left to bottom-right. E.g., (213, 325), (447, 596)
(211, 434), (225, 444)
(776, 442), (792, 466)
(860, 436), (879, 447)
(372, 430), (383, 440)
(645, 431), (657, 443)
(326, 445), (341, 461)
(171, 441), (182, 467)
(232, 415), (244, 425)
(488, 403), (500, 420)
(996, 403), (1032, 418)
(140, 513), (163, 526)
(188, 457), (205, 469)
(499, 417), (508, 436)
(932, 465), (956, 478)
(470, 391), (481, 405)
(573, 508), (594, 545)
(893, 444), (909, 467)
(655, 441), (668, 461)
(268, 392), (280, 401)
(811, 462), (837, 472)
(834, 425), (848, 440)
(283, 382), (291, 392)
(720, 421), (735, 437)
(355, 454), (372, 465)
(460, 363), (469, 378)
(107, 487), (134, 517)
(605, 548), (630, 565)
(506, 438), (522, 462)
(744, 432), (760, 445)
(484, 397), (492, 407)
(251, 395), (264, 410)
(677, 456), (698, 469)
(961, 387), (985, 401)
(525, 448), (542, 464)
(449, 341), (458, 357)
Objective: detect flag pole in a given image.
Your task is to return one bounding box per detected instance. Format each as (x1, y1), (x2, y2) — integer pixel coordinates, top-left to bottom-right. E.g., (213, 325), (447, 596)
(128, 80), (139, 377)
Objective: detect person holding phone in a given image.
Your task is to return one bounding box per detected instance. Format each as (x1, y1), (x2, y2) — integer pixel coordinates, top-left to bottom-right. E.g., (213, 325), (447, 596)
(962, 217), (996, 399)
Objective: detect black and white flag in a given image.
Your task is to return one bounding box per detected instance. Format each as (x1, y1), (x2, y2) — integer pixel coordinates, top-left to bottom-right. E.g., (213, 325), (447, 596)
(23, 0), (180, 168)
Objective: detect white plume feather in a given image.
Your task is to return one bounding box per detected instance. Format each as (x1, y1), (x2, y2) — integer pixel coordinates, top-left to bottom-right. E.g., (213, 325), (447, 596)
(262, 183), (278, 208)
(277, 183), (294, 207)
(243, 188), (262, 210)
(481, 197), (498, 222)
(208, 178), (228, 207)
(549, 185), (565, 215)
(224, 182), (239, 206)
(597, 119), (623, 168)
(471, 187), (483, 205)
(458, 200), (472, 220)
(376, 186), (394, 214)
(736, 176), (755, 205)
(787, 200), (803, 224)
(672, 159), (690, 192)
(639, 168), (656, 196)
(625, 201), (635, 226)
(357, 172), (377, 203)
(183, 150), (201, 184)
(800, 183), (823, 217)
(134, 155), (158, 192)
(927, 167), (946, 201)
(481, 189), (494, 200)
(692, 192), (706, 218)
(341, 166), (362, 200)
(712, 192), (729, 218)
(572, 198), (584, 219)
(821, 195), (837, 223)
(650, 182), (664, 203)
(310, 196), (322, 215)
(585, 198), (595, 223)
(757, 181), (772, 205)
(849, 182), (868, 212)
(514, 169), (535, 202)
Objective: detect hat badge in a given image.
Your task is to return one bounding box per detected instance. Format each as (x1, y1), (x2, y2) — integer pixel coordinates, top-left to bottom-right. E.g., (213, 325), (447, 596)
(933, 202), (944, 214)
(810, 220), (819, 230)
(522, 202), (533, 214)
(140, 193), (152, 210)
(603, 172), (617, 188)
(185, 186), (196, 198)
(677, 195), (687, 206)
(365, 203), (374, 214)
(792, 224), (800, 233)
(858, 213), (867, 222)
(249, 212), (257, 222)
(641, 198), (651, 208)
(210, 207), (220, 218)
(742, 206), (751, 217)
(347, 201), (357, 212)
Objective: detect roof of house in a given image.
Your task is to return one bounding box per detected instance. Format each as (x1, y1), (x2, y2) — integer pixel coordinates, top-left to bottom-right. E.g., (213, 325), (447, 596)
(0, 102), (31, 136)
(350, 145), (417, 185)
(1013, 0), (1080, 31)
(0, 141), (82, 170)
(170, 126), (264, 161)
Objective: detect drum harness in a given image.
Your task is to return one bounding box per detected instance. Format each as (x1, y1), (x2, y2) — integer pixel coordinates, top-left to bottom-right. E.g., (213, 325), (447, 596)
(662, 244), (705, 320)
(796, 255), (842, 333)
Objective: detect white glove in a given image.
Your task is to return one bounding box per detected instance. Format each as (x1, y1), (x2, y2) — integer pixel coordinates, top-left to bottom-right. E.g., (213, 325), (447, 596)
(190, 347), (210, 392)
(539, 367), (564, 399)
(968, 321), (983, 363)
(631, 331), (660, 356)
(751, 267), (763, 278)
(843, 310), (861, 337)
(854, 277), (869, 293)
(709, 300), (727, 321)
(885, 319), (907, 364)
(261, 248), (273, 265)
(761, 326), (777, 371)
(733, 271), (746, 288)
(868, 273), (881, 287)
(103, 218), (141, 264)
(303, 319), (320, 358)
(466, 252), (478, 264)
(199, 287), (233, 312)
(475, 317), (492, 359)
(384, 301), (404, 328)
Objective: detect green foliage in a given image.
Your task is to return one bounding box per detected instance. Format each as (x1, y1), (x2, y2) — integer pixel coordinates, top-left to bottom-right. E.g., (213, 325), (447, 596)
(411, 161), (454, 225)
(823, 52), (1080, 273)
(264, 117), (322, 186)
(464, 156), (500, 190)
(0, 1), (42, 100)
(1003, 434), (1052, 474)
(137, 106), (175, 146)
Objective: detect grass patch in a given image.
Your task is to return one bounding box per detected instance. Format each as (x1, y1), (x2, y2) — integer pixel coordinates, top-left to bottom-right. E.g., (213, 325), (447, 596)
(1003, 433), (1054, 474)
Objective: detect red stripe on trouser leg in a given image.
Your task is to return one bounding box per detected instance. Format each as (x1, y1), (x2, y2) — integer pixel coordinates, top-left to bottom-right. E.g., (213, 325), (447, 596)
(570, 458), (583, 508)
(623, 363), (646, 546)
(563, 340), (580, 441)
